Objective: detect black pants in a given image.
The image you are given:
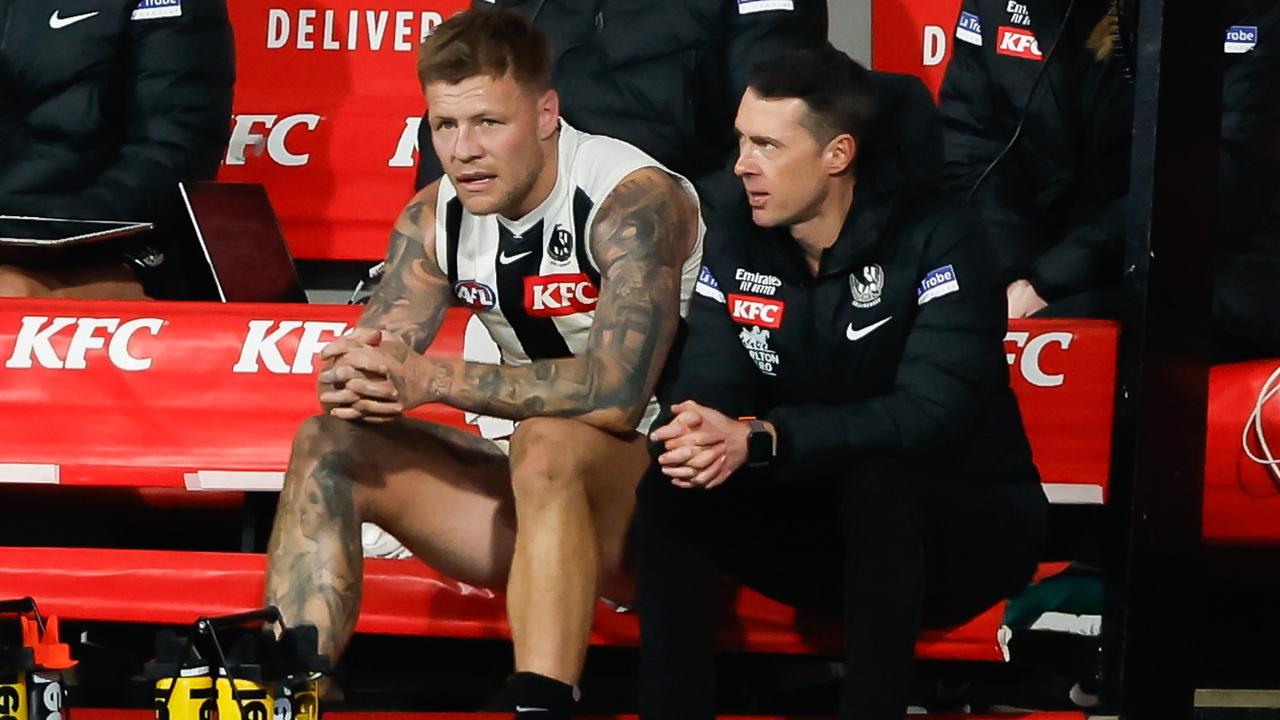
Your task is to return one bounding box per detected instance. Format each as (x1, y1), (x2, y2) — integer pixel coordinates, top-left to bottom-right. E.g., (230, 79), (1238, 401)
(634, 457), (1048, 720)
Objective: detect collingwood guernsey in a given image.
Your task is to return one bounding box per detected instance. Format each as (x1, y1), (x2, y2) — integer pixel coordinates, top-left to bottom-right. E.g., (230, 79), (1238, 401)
(434, 120), (704, 431)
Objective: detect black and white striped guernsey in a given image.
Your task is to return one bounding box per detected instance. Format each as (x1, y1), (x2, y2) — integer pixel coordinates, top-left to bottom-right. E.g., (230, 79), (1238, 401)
(434, 121), (704, 432)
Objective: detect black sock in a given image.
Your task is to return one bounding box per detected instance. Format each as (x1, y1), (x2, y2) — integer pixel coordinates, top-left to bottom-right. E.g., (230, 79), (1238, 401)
(481, 671), (578, 719)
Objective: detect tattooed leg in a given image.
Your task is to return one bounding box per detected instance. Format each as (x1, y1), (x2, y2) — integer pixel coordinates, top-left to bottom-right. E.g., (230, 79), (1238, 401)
(266, 421), (365, 660)
(265, 415), (515, 663)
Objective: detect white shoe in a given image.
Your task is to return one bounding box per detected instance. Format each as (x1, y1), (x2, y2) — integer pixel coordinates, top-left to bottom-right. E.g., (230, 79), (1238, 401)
(361, 522), (413, 559)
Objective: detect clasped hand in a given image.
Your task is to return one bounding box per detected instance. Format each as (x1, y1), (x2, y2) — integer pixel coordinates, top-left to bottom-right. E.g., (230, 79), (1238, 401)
(648, 400), (751, 490)
(317, 328), (430, 422)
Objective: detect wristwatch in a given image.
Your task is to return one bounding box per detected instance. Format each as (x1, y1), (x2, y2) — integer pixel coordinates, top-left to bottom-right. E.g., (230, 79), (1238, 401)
(739, 416), (776, 467)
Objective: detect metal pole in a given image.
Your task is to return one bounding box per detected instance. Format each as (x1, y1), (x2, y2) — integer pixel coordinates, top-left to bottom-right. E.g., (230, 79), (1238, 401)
(1101, 0), (1222, 717)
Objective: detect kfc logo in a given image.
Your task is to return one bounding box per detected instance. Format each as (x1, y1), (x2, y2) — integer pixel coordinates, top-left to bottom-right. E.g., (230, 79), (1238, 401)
(1005, 331), (1072, 387)
(997, 27), (1042, 60)
(232, 320), (350, 374)
(4, 316), (164, 371)
(225, 114), (322, 167)
(524, 274), (599, 317)
(728, 294), (785, 329)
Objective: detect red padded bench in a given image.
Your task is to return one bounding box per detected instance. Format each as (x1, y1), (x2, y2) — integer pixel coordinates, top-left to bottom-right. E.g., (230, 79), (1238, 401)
(2, 297), (1271, 663)
(0, 547), (1033, 662)
(0, 299), (1113, 664)
(0, 300), (1116, 504)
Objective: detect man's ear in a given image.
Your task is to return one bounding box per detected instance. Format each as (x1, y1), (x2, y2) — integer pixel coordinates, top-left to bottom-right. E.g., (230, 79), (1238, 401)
(537, 88), (560, 140)
(824, 133), (856, 176)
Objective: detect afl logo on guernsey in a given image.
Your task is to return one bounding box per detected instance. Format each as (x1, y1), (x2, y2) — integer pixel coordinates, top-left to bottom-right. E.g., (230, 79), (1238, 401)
(454, 280), (497, 310)
(548, 225), (574, 265)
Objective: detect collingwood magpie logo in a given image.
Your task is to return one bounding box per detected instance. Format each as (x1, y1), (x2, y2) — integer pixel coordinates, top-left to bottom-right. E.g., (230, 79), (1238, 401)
(548, 225), (573, 265)
(850, 264), (884, 308)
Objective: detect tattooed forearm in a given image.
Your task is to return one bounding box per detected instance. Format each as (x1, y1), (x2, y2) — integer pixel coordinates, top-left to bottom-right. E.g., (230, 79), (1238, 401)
(358, 195), (453, 354)
(415, 168), (696, 431)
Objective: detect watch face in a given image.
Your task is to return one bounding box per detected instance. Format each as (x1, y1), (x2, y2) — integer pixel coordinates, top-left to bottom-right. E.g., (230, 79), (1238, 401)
(747, 429), (773, 466)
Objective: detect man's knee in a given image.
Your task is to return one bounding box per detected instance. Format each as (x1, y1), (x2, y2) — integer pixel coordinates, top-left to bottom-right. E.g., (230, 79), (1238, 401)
(0, 265), (50, 297)
(280, 415), (371, 509)
(508, 417), (592, 503)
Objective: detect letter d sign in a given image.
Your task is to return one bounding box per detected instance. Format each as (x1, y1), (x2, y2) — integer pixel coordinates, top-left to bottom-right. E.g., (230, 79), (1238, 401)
(923, 26), (947, 66)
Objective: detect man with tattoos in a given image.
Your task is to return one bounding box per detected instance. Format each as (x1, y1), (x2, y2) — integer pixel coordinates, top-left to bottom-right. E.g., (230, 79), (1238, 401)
(263, 10), (702, 719)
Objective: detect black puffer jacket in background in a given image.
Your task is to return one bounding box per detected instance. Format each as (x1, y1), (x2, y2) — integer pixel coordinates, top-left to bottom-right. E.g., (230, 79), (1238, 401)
(0, 0), (234, 227)
(416, 0), (828, 214)
(939, 0), (1280, 355)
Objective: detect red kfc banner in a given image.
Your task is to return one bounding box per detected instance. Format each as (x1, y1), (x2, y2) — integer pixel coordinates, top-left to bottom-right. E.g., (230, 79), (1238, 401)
(219, 0), (468, 261)
(871, 0), (963, 97)
(0, 301), (1116, 508)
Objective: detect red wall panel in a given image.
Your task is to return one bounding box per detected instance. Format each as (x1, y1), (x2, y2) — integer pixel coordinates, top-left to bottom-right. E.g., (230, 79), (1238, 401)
(871, 0), (963, 97)
(219, 1), (469, 261)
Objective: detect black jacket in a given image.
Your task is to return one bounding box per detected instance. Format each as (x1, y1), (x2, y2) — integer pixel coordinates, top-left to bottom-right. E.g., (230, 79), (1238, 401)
(939, 0), (1280, 303)
(661, 73), (1040, 486)
(0, 0), (235, 224)
(416, 0), (827, 213)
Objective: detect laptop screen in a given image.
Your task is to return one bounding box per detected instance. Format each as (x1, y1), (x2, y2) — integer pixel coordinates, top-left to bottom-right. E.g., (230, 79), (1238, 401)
(180, 182), (308, 304)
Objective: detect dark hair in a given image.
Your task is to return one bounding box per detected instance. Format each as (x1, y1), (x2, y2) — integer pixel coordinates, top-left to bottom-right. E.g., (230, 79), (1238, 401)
(418, 10), (552, 92)
(748, 43), (878, 146)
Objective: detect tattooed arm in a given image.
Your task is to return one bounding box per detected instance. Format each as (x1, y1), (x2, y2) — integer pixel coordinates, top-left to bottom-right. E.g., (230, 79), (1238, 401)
(318, 183), (452, 414)
(358, 183), (453, 349)
(327, 167), (698, 434)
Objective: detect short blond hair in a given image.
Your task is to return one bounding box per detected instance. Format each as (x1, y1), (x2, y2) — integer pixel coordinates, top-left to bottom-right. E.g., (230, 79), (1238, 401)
(418, 10), (552, 92)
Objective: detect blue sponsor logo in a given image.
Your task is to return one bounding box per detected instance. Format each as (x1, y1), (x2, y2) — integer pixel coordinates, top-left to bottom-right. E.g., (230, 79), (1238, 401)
(957, 11), (983, 45)
(695, 265), (726, 303)
(1225, 25), (1258, 53)
(132, 0), (181, 19)
(917, 264), (960, 305)
(697, 265), (720, 290)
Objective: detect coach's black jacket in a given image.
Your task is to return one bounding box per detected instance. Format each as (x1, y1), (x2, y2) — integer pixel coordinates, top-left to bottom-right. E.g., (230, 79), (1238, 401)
(940, 0), (1280, 309)
(417, 0), (827, 213)
(661, 73), (1040, 487)
(0, 0), (235, 223)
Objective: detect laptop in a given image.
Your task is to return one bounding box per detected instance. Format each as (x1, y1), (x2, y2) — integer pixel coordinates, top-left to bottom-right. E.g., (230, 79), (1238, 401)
(0, 216), (152, 264)
(179, 182), (308, 303)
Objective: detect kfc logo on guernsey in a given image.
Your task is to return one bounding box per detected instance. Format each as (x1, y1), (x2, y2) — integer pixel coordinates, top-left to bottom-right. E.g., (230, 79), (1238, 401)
(4, 317), (165, 371)
(233, 320), (350, 374)
(728, 294), (785, 329)
(997, 27), (1042, 60)
(454, 280), (497, 310)
(525, 274), (599, 317)
(266, 9), (443, 52)
(957, 11), (983, 46)
(225, 114), (321, 167)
